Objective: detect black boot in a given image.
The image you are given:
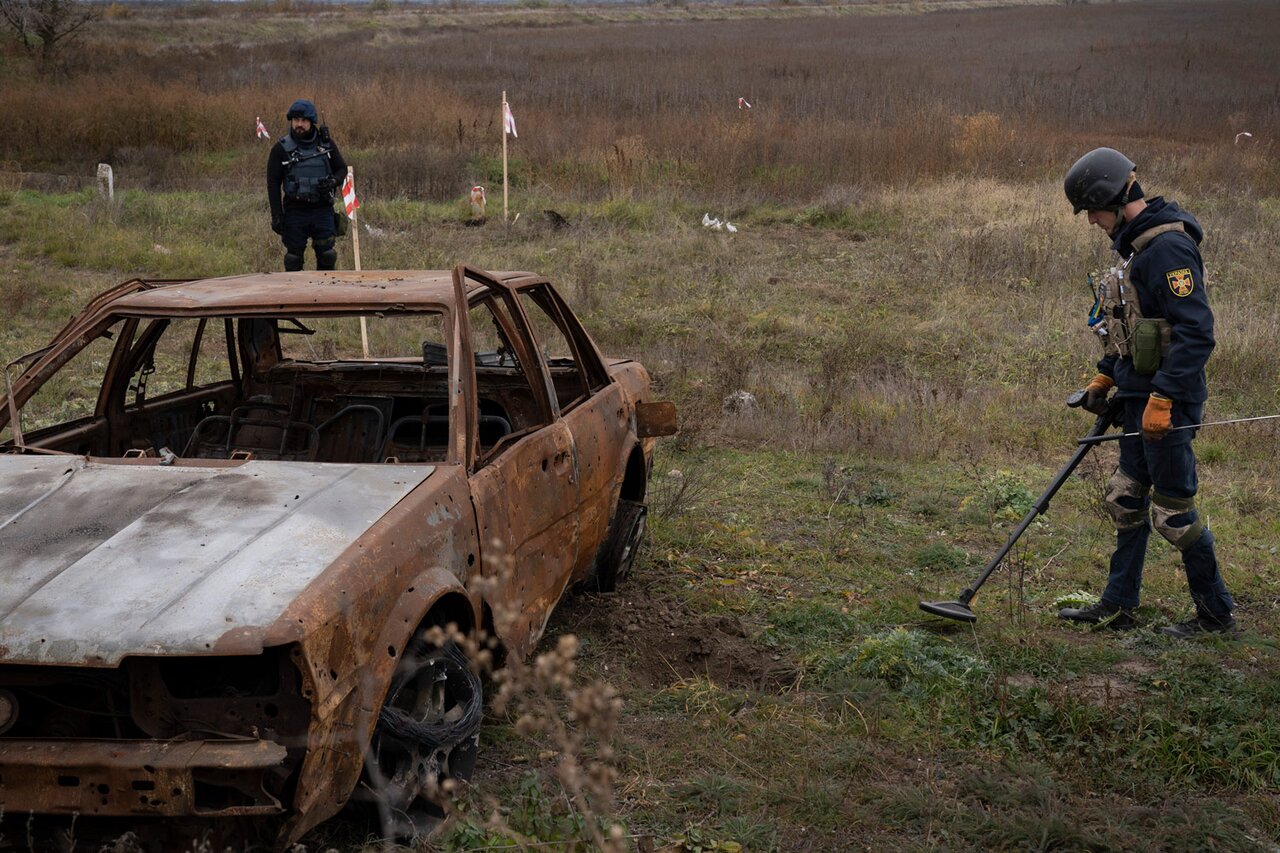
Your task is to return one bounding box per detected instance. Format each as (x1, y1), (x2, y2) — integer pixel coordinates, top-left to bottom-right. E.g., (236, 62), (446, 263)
(1158, 613), (1237, 640)
(1057, 599), (1138, 630)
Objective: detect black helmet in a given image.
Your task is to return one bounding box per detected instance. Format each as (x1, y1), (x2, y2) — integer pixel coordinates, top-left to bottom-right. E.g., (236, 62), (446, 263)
(285, 99), (318, 124)
(1063, 147), (1136, 214)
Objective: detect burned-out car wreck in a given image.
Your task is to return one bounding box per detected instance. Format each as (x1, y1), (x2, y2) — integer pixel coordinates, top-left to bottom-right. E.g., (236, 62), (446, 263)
(0, 266), (675, 846)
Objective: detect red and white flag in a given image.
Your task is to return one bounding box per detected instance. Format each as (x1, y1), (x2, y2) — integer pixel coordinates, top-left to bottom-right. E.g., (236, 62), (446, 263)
(738, 97), (752, 110)
(503, 101), (518, 138)
(342, 172), (360, 218)
(255, 116), (270, 139)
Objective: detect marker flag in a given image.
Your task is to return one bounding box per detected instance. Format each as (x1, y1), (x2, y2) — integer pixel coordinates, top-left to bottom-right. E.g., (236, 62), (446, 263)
(255, 116), (270, 139)
(738, 97), (752, 110)
(503, 101), (518, 138)
(342, 172), (360, 218)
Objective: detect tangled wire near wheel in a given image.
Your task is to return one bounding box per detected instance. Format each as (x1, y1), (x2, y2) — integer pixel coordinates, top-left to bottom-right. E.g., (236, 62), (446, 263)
(361, 637), (484, 842)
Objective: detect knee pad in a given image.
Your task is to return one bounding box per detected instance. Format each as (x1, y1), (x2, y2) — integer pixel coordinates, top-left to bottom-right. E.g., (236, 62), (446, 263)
(284, 251), (305, 272)
(314, 238), (337, 271)
(1152, 491), (1205, 551)
(1104, 468), (1149, 531)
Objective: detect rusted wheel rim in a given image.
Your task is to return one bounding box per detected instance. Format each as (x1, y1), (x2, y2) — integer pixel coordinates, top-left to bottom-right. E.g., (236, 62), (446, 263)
(365, 642), (481, 841)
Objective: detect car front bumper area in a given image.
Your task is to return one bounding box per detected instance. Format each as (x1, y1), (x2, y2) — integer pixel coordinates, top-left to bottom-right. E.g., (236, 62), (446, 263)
(0, 738), (288, 817)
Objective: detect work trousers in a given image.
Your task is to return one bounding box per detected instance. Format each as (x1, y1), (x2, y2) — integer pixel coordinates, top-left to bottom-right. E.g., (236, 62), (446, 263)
(281, 204), (337, 266)
(1102, 396), (1234, 619)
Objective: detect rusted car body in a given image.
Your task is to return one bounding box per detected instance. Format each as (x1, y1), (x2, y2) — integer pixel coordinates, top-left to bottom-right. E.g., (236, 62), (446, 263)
(0, 266), (674, 845)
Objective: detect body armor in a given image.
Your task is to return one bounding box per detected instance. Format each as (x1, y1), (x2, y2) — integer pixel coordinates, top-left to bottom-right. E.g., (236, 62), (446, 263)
(1088, 222), (1183, 374)
(280, 134), (335, 204)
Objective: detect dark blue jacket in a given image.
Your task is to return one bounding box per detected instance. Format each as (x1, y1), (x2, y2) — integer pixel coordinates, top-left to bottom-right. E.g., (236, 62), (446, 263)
(1099, 197), (1214, 403)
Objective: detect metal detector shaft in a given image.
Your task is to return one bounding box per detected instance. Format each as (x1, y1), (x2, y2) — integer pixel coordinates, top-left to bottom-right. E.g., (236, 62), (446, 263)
(1077, 412), (1280, 446)
(952, 405), (1118, 607)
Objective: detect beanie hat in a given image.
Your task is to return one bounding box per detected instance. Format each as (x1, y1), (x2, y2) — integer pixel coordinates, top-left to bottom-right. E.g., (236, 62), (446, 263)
(1108, 179), (1143, 209)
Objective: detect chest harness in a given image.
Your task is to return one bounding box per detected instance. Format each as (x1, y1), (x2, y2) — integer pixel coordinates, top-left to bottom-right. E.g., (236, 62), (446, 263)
(279, 134), (335, 204)
(1091, 221), (1210, 550)
(1087, 221), (1184, 375)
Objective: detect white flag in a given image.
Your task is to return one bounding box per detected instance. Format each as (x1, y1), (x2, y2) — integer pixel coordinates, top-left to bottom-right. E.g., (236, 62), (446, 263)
(255, 116), (270, 139)
(738, 97), (752, 110)
(503, 101), (518, 138)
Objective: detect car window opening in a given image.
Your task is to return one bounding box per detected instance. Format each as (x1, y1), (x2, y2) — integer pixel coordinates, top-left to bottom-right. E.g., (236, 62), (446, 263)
(1, 311), (531, 466)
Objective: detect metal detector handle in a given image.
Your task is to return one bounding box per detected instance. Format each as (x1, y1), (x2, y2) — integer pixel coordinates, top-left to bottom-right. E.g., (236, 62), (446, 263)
(1078, 431), (1128, 446)
(956, 400), (1119, 606)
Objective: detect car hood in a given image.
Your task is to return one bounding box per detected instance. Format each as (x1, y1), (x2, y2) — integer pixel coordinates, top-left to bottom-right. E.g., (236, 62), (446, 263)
(0, 456), (435, 666)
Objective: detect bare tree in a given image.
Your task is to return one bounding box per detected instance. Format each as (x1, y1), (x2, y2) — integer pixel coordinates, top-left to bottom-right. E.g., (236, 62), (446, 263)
(0, 0), (97, 72)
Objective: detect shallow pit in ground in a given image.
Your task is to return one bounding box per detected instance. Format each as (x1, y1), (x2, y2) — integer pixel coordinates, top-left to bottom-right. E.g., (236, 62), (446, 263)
(549, 588), (795, 692)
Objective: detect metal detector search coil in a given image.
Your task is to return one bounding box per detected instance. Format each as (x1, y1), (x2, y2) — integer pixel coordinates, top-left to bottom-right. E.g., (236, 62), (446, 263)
(919, 392), (1121, 624)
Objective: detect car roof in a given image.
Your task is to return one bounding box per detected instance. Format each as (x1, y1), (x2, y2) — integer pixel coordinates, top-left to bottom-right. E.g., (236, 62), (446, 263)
(108, 270), (540, 315)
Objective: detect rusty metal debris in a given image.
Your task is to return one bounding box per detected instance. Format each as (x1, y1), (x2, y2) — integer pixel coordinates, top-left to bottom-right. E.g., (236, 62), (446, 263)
(0, 265), (675, 846)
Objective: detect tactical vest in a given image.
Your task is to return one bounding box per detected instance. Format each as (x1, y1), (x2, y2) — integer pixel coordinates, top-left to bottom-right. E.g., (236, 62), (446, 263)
(279, 134), (334, 204)
(1089, 222), (1184, 374)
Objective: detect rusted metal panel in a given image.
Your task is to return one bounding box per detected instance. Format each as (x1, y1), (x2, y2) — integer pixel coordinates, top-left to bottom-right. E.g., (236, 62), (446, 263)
(0, 456), (435, 665)
(562, 383), (631, 581)
(636, 400), (678, 437)
(469, 422), (579, 659)
(270, 467), (481, 843)
(0, 738), (287, 816)
(109, 271), (532, 315)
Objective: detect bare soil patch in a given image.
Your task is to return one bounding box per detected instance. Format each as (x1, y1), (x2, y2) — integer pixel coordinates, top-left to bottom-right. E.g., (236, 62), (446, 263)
(1005, 657), (1155, 708)
(552, 587), (795, 692)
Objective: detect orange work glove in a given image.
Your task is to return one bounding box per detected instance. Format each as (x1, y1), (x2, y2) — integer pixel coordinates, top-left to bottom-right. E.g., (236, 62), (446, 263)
(1142, 392), (1173, 441)
(1083, 373), (1114, 414)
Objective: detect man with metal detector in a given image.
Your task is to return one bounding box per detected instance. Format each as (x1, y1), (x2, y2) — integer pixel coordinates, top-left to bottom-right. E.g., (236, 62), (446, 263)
(267, 98), (348, 271)
(1057, 147), (1235, 638)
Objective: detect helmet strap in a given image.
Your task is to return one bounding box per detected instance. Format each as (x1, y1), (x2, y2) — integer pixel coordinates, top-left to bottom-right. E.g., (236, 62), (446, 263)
(1103, 172), (1140, 233)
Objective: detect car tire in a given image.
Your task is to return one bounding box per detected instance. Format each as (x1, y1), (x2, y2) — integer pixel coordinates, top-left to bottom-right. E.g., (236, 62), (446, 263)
(589, 499), (647, 593)
(361, 637), (483, 842)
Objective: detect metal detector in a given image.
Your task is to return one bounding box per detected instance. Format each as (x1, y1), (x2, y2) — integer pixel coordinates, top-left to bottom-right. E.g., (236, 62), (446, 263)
(918, 391), (1121, 624)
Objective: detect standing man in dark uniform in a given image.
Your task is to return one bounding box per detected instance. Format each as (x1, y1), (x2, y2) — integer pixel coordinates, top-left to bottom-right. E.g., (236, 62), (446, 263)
(267, 99), (348, 271)
(1057, 147), (1236, 638)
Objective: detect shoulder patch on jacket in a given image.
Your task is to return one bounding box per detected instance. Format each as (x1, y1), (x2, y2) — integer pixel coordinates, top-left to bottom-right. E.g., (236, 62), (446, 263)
(1167, 268), (1194, 297)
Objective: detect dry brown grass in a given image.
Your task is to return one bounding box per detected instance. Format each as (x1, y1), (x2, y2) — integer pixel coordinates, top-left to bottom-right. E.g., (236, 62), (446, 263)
(2, 0), (1278, 201)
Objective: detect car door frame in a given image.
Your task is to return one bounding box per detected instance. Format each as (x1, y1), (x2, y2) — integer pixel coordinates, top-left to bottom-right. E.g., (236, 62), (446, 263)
(453, 266), (581, 658)
(506, 279), (628, 581)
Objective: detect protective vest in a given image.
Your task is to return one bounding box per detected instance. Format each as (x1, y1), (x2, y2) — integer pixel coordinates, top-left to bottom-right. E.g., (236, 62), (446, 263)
(279, 134), (335, 204)
(1088, 222), (1184, 374)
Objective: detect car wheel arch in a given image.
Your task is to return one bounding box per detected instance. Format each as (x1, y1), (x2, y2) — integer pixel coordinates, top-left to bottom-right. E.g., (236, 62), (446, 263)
(585, 442), (651, 594)
(620, 442), (648, 503)
(373, 570), (481, 688)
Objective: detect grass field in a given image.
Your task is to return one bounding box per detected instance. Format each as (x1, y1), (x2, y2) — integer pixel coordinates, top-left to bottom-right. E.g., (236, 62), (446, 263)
(3, 0), (1280, 850)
